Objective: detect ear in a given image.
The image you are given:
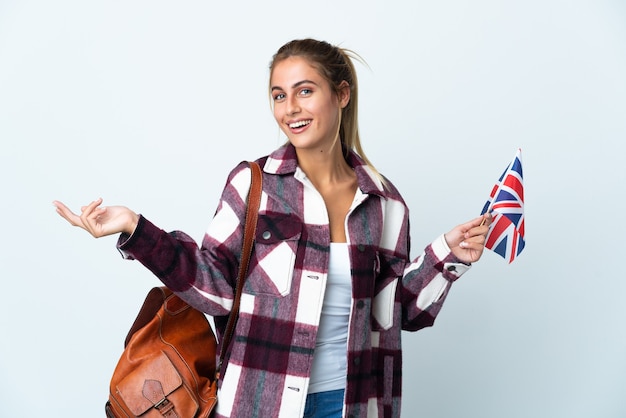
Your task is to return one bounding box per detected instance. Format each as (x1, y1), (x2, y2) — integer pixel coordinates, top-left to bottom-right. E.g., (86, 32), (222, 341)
(337, 80), (351, 108)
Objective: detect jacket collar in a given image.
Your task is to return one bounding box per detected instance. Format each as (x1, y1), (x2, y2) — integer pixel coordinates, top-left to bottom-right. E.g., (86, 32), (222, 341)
(264, 144), (387, 198)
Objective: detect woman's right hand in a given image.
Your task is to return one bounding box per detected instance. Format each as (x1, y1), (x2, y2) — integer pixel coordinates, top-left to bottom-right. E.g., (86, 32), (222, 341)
(53, 198), (139, 238)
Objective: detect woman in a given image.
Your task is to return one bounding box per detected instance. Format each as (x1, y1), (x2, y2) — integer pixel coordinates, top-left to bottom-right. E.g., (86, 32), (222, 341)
(54, 39), (491, 418)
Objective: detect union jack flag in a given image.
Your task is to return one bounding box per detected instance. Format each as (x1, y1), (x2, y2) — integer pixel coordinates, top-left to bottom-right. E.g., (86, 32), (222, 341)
(480, 148), (525, 263)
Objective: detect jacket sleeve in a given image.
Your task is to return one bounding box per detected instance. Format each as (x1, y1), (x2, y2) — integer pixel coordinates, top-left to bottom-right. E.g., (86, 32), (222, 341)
(117, 162), (253, 316)
(400, 234), (471, 331)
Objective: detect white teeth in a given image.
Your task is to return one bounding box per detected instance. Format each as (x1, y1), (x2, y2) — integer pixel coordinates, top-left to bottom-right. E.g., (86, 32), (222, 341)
(289, 120), (311, 129)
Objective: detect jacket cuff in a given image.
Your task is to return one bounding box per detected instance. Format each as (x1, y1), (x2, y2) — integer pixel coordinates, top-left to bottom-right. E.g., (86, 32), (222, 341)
(116, 214), (147, 260)
(432, 234), (471, 282)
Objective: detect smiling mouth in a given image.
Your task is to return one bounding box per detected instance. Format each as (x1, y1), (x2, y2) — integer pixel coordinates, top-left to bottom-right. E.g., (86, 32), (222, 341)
(289, 120), (311, 129)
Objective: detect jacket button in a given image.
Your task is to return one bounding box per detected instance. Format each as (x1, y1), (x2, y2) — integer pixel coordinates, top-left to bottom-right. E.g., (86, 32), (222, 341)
(447, 265), (456, 272)
(262, 231), (271, 240)
(356, 300), (365, 309)
(353, 357), (361, 365)
(357, 244), (365, 252)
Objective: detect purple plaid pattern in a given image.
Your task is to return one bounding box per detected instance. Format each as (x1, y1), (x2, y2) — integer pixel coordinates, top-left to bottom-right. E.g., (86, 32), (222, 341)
(118, 144), (471, 418)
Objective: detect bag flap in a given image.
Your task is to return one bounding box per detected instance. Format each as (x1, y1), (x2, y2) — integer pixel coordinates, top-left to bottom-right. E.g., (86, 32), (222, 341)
(116, 351), (182, 415)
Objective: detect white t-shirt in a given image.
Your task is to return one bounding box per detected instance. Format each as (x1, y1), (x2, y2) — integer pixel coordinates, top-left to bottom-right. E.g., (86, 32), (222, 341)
(308, 243), (352, 394)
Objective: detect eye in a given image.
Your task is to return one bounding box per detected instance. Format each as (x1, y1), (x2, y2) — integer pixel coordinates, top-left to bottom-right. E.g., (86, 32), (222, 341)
(299, 88), (312, 96)
(273, 92), (286, 102)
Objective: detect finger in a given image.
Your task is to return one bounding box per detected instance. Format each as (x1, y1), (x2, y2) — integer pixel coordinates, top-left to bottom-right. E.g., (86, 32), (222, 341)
(83, 211), (105, 236)
(463, 225), (488, 241)
(462, 233), (487, 247)
(53, 201), (83, 226)
(79, 198), (104, 226)
(458, 239), (476, 250)
(79, 198), (103, 217)
(77, 198), (105, 235)
(467, 214), (492, 236)
(53, 200), (74, 215)
(458, 240), (485, 259)
(462, 215), (489, 232)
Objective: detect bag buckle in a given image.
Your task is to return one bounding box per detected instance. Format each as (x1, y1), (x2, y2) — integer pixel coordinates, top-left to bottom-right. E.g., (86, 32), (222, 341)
(155, 397), (176, 416)
(143, 379), (179, 417)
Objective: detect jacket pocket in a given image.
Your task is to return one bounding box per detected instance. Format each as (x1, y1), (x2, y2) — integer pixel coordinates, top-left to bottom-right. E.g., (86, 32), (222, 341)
(371, 253), (405, 331)
(245, 212), (302, 297)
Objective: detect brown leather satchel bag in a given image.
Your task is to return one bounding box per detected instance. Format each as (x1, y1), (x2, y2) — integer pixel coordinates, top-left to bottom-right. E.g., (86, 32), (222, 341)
(105, 161), (262, 418)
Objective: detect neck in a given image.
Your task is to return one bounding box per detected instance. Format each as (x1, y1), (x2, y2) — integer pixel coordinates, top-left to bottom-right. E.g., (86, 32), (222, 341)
(295, 143), (353, 187)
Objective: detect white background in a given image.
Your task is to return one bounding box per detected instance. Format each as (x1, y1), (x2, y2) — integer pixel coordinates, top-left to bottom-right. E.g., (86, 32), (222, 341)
(1, 1), (625, 417)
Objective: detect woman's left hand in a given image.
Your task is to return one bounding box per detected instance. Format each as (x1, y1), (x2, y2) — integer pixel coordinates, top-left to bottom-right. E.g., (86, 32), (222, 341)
(444, 213), (492, 264)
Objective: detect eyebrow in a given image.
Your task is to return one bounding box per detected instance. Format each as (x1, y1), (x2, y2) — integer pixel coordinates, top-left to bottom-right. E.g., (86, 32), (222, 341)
(271, 79), (318, 91)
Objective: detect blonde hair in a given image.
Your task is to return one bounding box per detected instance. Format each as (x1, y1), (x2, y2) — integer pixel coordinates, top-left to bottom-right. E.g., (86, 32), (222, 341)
(269, 39), (384, 184)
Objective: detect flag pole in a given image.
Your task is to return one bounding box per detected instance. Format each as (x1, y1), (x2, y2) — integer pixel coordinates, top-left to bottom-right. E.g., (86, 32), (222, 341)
(479, 179), (502, 227)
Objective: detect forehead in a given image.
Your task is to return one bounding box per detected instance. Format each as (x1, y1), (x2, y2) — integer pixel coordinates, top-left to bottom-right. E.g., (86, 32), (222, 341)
(270, 56), (325, 87)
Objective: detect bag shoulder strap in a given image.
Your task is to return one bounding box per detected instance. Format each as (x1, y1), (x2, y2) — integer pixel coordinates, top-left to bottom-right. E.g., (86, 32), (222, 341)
(217, 161), (262, 375)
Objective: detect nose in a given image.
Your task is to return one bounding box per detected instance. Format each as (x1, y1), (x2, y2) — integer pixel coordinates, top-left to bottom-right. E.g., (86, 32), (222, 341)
(286, 96), (300, 116)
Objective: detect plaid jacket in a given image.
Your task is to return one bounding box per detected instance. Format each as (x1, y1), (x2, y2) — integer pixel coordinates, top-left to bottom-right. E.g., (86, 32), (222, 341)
(118, 144), (470, 418)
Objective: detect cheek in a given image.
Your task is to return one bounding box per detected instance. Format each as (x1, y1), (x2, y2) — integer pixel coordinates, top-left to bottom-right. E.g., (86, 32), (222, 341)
(273, 106), (290, 133)
(321, 103), (340, 129)
(272, 105), (282, 124)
